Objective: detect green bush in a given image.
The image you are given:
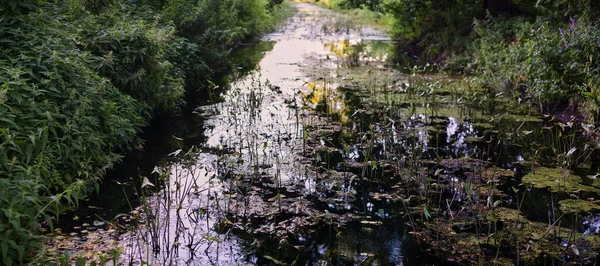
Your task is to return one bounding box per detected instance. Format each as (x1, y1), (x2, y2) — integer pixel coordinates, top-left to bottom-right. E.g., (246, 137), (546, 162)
(0, 4), (148, 265)
(138, 0), (278, 91)
(338, 0), (383, 11)
(80, 7), (185, 110)
(474, 16), (600, 108)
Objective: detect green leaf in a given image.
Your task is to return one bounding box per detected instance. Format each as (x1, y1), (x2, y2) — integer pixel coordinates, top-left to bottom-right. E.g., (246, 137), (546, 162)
(423, 206), (431, 220)
(168, 149), (182, 157)
(25, 144), (33, 164)
(8, 0), (17, 10)
(0, 117), (20, 130)
(264, 255), (285, 265)
(512, 186), (520, 194)
(114, 213), (129, 219)
(463, 183), (471, 196)
(1, 241), (7, 264)
(75, 258), (86, 266)
(566, 147), (577, 157)
(61, 251), (70, 266)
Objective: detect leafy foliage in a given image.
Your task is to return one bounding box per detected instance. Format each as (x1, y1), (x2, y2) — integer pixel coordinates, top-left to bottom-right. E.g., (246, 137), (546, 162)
(474, 16), (600, 110)
(80, 7), (184, 110)
(0, 4), (148, 264)
(337, 0), (383, 11)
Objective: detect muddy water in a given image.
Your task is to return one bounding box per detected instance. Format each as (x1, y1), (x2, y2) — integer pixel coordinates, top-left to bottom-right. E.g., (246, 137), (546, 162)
(48, 2), (600, 265)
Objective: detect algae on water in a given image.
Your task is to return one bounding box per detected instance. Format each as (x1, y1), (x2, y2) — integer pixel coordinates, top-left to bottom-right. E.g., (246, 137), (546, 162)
(522, 167), (600, 192)
(559, 199), (600, 214)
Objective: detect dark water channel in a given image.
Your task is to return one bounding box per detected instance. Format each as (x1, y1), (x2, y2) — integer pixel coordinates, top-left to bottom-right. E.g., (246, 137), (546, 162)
(54, 2), (600, 266)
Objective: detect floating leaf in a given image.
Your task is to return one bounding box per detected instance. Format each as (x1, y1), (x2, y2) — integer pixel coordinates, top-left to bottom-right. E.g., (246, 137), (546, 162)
(203, 233), (222, 243)
(93, 220), (105, 227)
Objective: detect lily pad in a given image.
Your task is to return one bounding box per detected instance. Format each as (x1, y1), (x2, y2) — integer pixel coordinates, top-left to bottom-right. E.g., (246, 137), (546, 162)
(487, 207), (525, 222)
(522, 167), (599, 192)
(558, 199), (600, 214)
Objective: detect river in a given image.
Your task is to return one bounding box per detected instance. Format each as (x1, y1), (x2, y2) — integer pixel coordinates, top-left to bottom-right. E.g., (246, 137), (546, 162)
(45, 2), (600, 265)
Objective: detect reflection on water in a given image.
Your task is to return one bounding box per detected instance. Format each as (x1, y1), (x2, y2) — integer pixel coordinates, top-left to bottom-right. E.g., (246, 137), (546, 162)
(583, 213), (600, 235)
(445, 117), (477, 157)
(118, 154), (252, 265)
(120, 2), (411, 265)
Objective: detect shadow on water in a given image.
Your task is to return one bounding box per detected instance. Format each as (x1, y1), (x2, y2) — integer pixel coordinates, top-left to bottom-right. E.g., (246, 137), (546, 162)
(237, 219), (433, 265)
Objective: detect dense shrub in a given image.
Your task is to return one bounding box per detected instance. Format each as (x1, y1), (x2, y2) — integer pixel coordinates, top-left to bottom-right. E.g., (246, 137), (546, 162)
(337, 0), (383, 11)
(137, 0), (278, 91)
(474, 16), (600, 110)
(80, 7), (185, 110)
(0, 5), (147, 264)
(382, 0), (485, 63)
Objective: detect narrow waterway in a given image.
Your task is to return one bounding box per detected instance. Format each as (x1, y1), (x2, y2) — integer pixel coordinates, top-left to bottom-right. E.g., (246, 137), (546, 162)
(116, 2), (411, 265)
(46, 2), (600, 265)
